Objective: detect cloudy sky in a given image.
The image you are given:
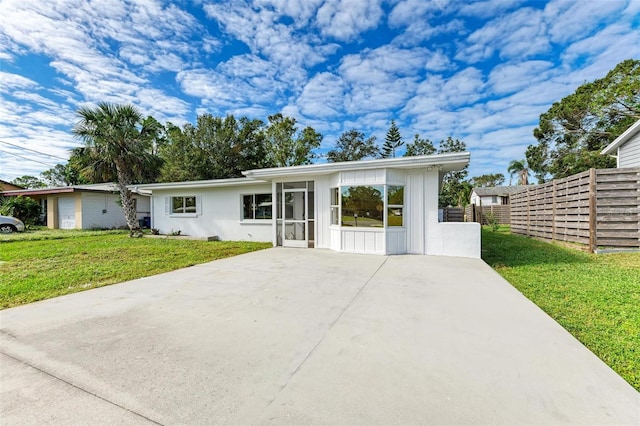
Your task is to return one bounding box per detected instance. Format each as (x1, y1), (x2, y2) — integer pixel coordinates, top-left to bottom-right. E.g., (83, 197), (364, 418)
(1, 0), (639, 182)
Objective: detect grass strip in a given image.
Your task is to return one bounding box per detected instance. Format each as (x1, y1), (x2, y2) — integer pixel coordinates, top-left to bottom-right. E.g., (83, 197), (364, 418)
(482, 226), (639, 391)
(0, 231), (270, 309)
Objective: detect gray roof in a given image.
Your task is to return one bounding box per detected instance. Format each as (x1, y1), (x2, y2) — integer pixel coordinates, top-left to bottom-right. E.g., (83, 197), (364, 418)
(472, 185), (530, 197)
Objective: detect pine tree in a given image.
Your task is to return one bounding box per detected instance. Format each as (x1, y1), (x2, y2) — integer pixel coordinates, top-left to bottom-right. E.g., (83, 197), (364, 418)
(381, 120), (403, 158)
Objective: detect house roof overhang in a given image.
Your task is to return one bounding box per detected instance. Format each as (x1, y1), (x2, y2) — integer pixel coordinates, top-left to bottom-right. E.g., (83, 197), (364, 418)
(131, 177), (269, 191)
(1, 187), (77, 196)
(1, 182), (147, 197)
(242, 152), (470, 180)
(601, 118), (640, 155)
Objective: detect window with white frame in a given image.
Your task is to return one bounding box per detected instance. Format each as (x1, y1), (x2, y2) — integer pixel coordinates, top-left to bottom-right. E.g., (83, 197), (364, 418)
(170, 196), (198, 214)
(242, 193), (273, 220)
(330, 187), (339, 225)
(387, 186), (404, 227)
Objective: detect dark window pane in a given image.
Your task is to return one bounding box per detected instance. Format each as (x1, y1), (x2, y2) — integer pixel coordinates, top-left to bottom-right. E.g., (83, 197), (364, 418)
(172, 197), (183, 213)
(242, 195), (253, 219)
(255, 194), (272, 219)
(185, 196), (196, 213)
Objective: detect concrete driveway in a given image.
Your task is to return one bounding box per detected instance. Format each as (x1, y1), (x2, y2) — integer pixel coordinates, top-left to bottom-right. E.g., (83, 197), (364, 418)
(1, 248), (638, 425)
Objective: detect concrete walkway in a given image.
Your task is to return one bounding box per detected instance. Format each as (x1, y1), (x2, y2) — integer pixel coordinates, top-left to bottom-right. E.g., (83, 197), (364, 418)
(1, 248), (638, 425)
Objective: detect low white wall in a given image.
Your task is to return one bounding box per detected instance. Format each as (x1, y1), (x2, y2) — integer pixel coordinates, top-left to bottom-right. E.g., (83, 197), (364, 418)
(427, 222), (481, 258)
(151, 184), (273, 242)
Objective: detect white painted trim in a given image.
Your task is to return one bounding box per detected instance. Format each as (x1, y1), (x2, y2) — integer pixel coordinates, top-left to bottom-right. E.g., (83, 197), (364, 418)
(243, 153), (470, 179)
(601, 118), (640, 155)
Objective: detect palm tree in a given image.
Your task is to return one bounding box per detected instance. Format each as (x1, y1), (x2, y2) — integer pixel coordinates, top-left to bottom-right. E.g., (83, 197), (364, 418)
(507, 159), (530, 185)
(73, 103), (162, 236)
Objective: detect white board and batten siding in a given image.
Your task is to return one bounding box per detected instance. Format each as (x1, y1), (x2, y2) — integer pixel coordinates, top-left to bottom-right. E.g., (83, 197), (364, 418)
(618, 132), (640, 168)
(151, 183), (273, 241)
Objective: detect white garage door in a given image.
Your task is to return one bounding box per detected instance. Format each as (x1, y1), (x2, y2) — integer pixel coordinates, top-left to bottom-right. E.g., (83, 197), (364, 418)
(58, 197), (76, 229)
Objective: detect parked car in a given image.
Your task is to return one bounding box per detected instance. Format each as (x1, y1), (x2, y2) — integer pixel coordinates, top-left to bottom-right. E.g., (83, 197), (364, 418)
(0, 215), (25, 233)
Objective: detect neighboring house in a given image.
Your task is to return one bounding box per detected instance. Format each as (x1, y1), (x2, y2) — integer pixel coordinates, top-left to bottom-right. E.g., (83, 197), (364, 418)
(0, 179), (24, 191)
(601, 118), (640, 168)
(470, 186), (529, 206)
(133, 153), (481, 258)
(0, 183), (150, 229)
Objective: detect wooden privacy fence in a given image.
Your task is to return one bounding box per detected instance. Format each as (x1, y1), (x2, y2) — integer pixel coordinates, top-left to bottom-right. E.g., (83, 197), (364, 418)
(465, 204), (510, 224)
(511, 167), (640, 252)
(442, 207), (464, 222)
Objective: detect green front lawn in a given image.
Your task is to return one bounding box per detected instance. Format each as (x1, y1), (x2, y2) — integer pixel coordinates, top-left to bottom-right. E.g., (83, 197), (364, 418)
(0, 230), (271, 309)
(482, 226), (640, 391)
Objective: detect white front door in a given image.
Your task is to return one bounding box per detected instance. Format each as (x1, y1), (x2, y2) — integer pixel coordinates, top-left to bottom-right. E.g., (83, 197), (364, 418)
(58, 197), (76, 229)
(283, 188), (307, 248)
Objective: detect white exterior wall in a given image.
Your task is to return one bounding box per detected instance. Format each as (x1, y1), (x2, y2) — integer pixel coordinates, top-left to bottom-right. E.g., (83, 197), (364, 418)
(618, 132), (640, 168)
(314, 175), (332, 249)
(151, 183), (273, 241)
(470, 192), (501, 206)
(81, 193), (128, 229)
(407, 170), (481, 258)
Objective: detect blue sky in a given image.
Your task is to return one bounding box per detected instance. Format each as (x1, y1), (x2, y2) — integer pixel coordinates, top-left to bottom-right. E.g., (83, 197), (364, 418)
(1, 0), (639, 182)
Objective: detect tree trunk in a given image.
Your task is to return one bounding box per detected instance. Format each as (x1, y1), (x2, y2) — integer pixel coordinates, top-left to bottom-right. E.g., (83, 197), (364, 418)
(115, 166), (141, 237)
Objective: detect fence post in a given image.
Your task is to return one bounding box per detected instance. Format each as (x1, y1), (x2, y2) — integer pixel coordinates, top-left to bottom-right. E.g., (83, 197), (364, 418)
(589, 168), (597, 253)
(526, 188), (530, 235)
(552, 179), (557, 241)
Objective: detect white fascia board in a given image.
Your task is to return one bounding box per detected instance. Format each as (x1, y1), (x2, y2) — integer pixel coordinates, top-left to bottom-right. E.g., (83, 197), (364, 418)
(129, 177), (267, 192)
(601, 118), (640, 155)
(243, 152), (470, 179)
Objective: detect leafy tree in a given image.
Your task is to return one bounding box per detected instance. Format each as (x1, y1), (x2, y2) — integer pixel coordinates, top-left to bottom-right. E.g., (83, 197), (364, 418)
(158, 114), (270, 182)
(11, 175), (46, 189)
(263, 113), (322, 167)
(470, 173), (505, 187)
(327, 129), (378, 162)
(404, 134), (436, 157)
(73, 103), (163, 236)
(525, 142), (549, 184)
(0, 195), (41, 225)
(40, 163), (86, 187)
(438, 137), (469, 207)
(381, 120), (404, 158)
(528, 59), (639, 180)
(507, 159), (530, 185)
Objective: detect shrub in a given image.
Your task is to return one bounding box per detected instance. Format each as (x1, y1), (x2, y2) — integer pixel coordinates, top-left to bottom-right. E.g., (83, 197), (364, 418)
(0, 196), (41, 226)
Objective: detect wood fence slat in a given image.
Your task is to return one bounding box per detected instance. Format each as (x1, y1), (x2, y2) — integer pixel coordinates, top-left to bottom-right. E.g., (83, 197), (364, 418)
(509, 167), (640, 252)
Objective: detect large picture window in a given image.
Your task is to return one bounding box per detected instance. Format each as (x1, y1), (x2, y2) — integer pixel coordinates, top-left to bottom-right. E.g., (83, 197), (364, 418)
(243, 194), (273, 220)
(341, 186), (384, 227)
(171, 196), (197, 214)
(387, 186), (404, 227)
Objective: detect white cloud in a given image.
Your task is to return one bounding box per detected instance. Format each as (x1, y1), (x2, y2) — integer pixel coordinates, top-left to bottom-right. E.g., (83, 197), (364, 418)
(296, 72), (346, 118)
(457, 7), (550, 63)
(177, 54), (288, 112)
(488, 60), (554, 95)
(544, 0), (625, 44)
(425, 50), (454, 72)
(458, 0), (526, 18)
(0, 72), (38, 91)
(315, 0), (384, 41)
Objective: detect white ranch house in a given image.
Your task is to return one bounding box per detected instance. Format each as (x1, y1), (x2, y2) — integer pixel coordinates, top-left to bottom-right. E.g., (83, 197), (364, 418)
(601, 118), (640, 168)
(134, 153), (480, 258)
